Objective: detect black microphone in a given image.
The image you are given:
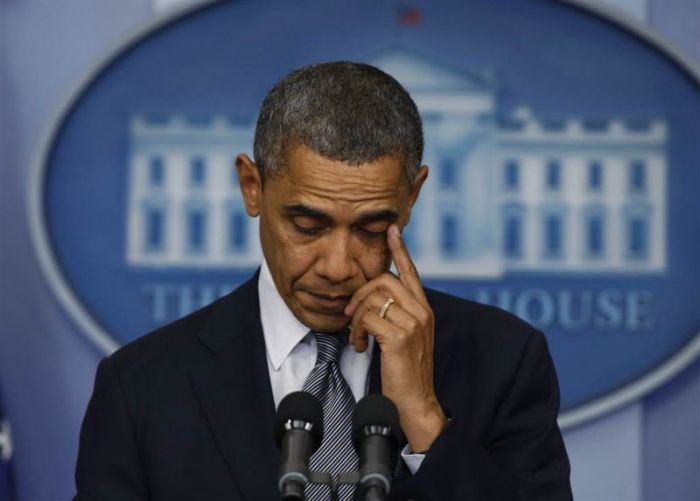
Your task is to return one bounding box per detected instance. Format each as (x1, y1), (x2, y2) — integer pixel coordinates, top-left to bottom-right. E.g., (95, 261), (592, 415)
(274, 391), (324, 500)
(353, 394), (404, 501)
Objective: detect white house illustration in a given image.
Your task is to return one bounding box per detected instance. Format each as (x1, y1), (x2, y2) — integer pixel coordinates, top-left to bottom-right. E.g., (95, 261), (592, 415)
(125, 50), (667, 277)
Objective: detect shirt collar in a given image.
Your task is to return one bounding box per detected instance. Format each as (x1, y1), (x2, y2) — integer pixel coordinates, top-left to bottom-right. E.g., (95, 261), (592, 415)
(258, 260), (312, 370)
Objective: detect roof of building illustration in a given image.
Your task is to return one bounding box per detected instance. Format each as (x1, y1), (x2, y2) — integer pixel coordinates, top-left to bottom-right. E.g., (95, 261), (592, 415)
(367, 48), (496, 94)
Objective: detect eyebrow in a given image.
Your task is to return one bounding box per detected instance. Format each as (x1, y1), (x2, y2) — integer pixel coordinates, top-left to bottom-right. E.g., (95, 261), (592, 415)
(282, 204), (399, 225)
(355, 209), (399, 226)
(283, 204), (330, 220)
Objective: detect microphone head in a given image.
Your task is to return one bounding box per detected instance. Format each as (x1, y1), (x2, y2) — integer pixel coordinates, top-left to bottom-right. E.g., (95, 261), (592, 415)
(352, 394), (403, 449)
(274, 391), (324, 451)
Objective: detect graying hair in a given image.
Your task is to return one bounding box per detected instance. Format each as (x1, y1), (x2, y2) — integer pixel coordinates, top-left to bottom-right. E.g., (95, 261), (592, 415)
(253, 61), (423, 183)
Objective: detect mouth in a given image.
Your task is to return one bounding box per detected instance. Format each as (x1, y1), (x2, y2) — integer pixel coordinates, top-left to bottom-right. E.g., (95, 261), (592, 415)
(301, 290), (353, 314)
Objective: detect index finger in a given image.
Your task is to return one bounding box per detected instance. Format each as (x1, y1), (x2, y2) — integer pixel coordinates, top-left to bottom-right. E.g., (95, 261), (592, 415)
(387, 224), (426, 301)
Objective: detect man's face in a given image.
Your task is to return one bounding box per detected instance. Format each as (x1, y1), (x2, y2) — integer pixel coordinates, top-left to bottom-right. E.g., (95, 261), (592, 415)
(237, 144), (426, 333)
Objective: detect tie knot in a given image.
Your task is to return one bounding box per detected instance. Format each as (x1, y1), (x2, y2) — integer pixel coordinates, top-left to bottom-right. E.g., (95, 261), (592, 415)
(313, 332), (347, 364)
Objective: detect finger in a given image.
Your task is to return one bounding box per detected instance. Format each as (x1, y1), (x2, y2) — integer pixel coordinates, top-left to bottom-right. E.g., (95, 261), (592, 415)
(349, 301), (371, 353)
(345, 272), (418, 317)
(350, 329), (370, 353)
(371, 295), (423, 335)
(353, 305), (406, 350)
(344, 273), (395, 316)
(371, 277), (426, 323)
(350, 291), (394, 352)
(387, 224), (426, 301)
(350, 291), (425, 351)
(349, 291), (382, 352)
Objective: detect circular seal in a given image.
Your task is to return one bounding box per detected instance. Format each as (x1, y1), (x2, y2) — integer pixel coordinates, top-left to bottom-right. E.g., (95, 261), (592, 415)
(29, 0), (700, 429)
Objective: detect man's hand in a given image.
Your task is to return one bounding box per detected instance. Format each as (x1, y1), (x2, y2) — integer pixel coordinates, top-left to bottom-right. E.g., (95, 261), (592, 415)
(344, 224), (447, 453)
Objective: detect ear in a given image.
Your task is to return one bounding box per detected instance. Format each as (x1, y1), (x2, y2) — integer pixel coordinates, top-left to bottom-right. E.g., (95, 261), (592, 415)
(403, 165), (429, 227)
(235, 153), (263, 217)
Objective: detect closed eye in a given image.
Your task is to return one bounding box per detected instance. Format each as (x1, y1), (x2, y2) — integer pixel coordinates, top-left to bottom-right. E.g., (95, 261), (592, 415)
(357, 221), (390, 238)
(292, 216), (327, 235)
(357, 228), (386, 239)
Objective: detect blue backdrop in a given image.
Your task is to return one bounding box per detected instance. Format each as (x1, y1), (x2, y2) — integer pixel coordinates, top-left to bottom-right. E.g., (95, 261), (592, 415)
(1, 1), (699, 500)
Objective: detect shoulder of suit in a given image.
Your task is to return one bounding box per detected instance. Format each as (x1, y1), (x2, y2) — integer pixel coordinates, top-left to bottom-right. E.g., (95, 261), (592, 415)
(109, 272), (259, 369)
(102, 294), (222, 385)
(106, 274), (257, 387)
(424, 286), (540, 359)
(113, 295), (220, 355)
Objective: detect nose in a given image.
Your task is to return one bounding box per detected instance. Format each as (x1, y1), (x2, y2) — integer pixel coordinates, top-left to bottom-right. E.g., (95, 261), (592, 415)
(314, 229), (357, 284)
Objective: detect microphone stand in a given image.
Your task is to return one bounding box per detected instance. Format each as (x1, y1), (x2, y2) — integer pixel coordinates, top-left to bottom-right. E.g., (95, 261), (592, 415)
(290, 465), (392, 500)
(305, 470), (361, 501)
(362, 486), (386, 501)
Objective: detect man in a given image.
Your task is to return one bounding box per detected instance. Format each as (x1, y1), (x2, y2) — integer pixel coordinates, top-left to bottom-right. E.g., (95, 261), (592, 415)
(75, 61), (572, 500)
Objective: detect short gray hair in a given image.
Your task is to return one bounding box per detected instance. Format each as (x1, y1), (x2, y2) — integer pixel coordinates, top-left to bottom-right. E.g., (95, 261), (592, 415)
(253, 61), (423, 183)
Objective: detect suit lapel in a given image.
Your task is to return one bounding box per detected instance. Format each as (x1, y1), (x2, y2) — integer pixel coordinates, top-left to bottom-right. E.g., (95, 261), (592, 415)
(368, 339), (382, 394)
(189, 271), (280, 500)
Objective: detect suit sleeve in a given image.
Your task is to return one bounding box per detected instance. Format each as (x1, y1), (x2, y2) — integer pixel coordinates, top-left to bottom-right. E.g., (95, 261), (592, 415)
(391, 329), (572, 500)
(74, 357), (149, 500)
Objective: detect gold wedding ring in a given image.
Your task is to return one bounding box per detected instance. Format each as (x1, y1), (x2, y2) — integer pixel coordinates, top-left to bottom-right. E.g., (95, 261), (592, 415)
(378, 298), (395, 319)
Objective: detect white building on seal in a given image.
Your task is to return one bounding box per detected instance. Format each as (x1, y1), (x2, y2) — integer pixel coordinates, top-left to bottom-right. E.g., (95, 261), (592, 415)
(125, 51), (667, 277)
(126, 115), (260, 268)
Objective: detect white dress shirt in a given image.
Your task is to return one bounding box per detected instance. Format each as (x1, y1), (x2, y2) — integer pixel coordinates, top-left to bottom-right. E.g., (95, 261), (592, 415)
(257, 260), (425, 474)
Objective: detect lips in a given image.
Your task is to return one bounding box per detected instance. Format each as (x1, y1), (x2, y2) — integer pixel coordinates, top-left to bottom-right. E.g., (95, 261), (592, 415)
(301, 290), (352, 314)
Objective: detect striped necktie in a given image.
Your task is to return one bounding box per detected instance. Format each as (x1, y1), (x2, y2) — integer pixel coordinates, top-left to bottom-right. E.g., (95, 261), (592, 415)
(303, 332), (358, 501)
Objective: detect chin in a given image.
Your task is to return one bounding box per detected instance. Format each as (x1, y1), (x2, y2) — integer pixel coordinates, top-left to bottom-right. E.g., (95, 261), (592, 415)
(302, 312), (350, 334)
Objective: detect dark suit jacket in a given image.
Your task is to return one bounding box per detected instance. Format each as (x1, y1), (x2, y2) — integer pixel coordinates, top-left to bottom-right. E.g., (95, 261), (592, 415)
(75, 272), (572, 500)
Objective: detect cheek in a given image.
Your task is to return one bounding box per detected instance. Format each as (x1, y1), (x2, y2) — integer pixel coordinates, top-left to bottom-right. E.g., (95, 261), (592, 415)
(270, 230), (317, 281)
(286, 246), (316, 274)
(355, 241), (391, 278)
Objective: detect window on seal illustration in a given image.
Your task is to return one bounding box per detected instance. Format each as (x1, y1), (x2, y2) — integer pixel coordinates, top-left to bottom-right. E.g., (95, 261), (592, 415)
(629, 159), (647, 193)
(542, 210), (565, 259)
(624, 207), (651, 260)
(588, 160), (603, 191)
(503, 159), (519, 191)
(148, 156), (165, 187)
(189, 156), (206, 188)
(502, 204), (525, 258)
(143, 203), (166, 253)
(545, 159), (561, 191)
(186, 206), (208, 254)
(440, 214), (459, 257)
(439, 158), (458, 190)
(227, 208), (247, 252)
(583, 208), (606, 258)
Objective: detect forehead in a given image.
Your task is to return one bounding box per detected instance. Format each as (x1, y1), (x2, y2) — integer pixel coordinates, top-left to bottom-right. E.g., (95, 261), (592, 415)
(268, 144), (410, 210)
